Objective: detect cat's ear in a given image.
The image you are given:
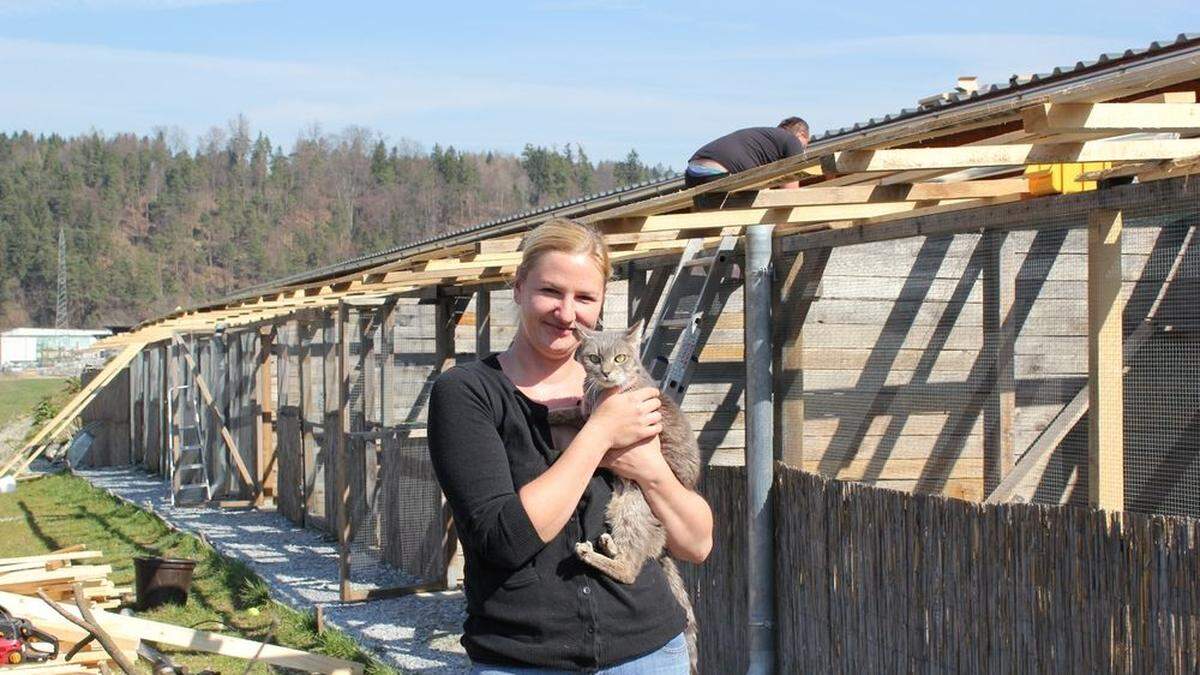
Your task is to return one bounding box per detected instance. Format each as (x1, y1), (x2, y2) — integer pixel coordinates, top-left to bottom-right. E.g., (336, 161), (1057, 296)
(625, 319), (644, 345)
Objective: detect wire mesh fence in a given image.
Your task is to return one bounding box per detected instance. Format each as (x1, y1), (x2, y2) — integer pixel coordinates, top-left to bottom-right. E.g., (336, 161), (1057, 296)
(780, 180), (1200, 517)
(343, 299), (448, 595)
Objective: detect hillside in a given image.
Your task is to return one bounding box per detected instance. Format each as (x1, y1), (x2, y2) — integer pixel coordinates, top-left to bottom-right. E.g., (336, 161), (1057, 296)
(0, 119), (670, 329)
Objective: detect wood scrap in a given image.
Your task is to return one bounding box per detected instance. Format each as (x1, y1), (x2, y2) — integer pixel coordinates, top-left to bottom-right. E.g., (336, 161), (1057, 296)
(0, 548), (360, 673)
(0, 589), (363, 674)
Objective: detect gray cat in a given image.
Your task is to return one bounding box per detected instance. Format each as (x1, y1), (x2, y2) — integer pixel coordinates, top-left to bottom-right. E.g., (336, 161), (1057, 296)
(548, 321), (701, 673)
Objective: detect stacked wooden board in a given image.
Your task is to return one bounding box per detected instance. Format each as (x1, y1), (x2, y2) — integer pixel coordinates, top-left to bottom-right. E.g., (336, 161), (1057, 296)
(0, 547), (361, 674)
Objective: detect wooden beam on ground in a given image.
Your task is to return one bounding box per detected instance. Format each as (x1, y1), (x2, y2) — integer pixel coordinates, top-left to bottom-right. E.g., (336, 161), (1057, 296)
(703, 178), (1034, 209)
(1022, 102), (1200, 134)
(981, 231), (1015, 494)
(0, 590), (362, 674)
(824, 139), (1200, 174)
(1087, 209), (1124, 511)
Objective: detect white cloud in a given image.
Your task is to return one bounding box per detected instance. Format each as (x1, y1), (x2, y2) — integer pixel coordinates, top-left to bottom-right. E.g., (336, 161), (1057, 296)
(0, 37), (715, 163)
(0, 0), (262, 14)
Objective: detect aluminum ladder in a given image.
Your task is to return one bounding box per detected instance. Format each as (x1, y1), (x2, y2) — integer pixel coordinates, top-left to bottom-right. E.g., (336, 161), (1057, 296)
(639, 235), (740, 404)
(168, 381), (211, 506)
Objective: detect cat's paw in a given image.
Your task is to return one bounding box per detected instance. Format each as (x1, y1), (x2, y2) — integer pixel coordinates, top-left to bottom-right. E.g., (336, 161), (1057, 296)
(575, 541), (595, 557)
(598, 532), (617, 556)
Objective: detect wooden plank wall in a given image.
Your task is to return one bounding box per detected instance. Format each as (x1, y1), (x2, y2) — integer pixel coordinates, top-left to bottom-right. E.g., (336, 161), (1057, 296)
(783, 225), (1175, 503)
(128, 352), (144, 466)
(276, 322), (305, 524)
(776, 467), (1200, 673)
(143, 345), (163, 474)
(678, 466), (747, 673)
(78, 365), (130, 466)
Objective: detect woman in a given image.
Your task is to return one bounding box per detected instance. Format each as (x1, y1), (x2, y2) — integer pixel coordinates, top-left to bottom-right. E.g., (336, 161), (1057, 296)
(428, 217), (713, 674)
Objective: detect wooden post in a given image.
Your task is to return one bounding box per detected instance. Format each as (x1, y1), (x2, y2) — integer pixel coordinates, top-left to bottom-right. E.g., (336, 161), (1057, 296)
(336, 303), (354, 600)
(129, 351), (138, 467)
(436, 294), (465, 588)
(298, 322), (315, 525)
(257, 326), (277, 505)
(166, 340), (179, 485)
(1088, 209), (1125, 510)
(772, 246), (830, 466)
(475, 289), (491, 358)
(626, 265), (646, 328)
(982, 231), (1015, 494)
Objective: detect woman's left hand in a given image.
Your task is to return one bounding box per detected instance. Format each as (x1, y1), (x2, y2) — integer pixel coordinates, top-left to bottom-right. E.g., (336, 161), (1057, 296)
(599, 435), (672, 486)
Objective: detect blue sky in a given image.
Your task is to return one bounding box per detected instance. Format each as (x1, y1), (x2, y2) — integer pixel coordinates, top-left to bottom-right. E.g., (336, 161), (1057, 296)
(0, 1), (1197, 168)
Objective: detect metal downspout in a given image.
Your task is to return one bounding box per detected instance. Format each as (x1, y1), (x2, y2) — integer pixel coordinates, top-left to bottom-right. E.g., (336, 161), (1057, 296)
(745, 224), (776, 674)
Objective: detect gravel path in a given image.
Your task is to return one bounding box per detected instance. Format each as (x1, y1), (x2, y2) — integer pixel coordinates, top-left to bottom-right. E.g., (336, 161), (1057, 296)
(75, 466), (470, 673)
(0, 415), (33, 457)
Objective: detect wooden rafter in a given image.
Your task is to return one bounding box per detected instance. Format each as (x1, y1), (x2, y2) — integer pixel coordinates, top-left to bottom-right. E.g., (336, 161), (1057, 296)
(824, 138), (1200, 174)
(1022, 102), (1200, 134)
(701, 178), (1035, 209)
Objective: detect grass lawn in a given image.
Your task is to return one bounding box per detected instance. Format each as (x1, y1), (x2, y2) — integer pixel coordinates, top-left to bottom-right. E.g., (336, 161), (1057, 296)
(0, 472), (398, 674)
(0, 376), (68, 427)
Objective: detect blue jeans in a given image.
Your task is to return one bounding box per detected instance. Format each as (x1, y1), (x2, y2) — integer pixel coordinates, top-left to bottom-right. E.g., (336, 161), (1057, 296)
(469, 632), (690, 674)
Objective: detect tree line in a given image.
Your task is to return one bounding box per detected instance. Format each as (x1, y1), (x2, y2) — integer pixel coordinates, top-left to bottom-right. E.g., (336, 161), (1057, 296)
(0, 119), (672, 329)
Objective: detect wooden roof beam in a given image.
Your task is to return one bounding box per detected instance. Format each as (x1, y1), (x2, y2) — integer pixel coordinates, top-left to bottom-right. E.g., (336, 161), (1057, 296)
(824, 138), (1200, 174)
(1022, 102), (1200, 134)
(631, 199), (987, 233)
(700, 178), (1035, 209)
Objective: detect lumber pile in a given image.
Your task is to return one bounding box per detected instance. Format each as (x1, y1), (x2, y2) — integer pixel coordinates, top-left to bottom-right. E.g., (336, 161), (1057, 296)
(0, 547), (362, 674)
(0, 550), (128, 612)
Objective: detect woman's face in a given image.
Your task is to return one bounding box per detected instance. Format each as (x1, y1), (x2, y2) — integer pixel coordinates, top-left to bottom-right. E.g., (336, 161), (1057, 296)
(513, 251), (605, 362)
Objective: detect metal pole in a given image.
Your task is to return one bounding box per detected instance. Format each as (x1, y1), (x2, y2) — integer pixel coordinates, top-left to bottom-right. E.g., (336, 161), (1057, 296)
(745, 224), (776, 674)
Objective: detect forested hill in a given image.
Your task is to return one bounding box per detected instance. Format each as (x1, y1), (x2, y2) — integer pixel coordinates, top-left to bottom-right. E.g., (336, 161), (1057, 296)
(0, 122), (672, 329)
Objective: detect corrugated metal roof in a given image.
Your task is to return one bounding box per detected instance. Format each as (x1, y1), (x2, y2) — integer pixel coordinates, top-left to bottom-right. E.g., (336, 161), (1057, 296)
(812, 33), (1200, 141)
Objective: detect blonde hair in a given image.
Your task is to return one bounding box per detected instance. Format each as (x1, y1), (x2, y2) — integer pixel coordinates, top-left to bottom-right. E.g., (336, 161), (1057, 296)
(514, 217), (611, 284)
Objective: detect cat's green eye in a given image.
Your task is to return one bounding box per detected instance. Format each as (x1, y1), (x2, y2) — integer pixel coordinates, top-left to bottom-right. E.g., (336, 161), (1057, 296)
(614, 354), (627, 363)
(588, 354), (601, 364)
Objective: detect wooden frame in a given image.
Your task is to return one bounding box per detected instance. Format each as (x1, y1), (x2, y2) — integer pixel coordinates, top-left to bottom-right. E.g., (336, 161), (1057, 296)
(1087, 209), (1125, 510)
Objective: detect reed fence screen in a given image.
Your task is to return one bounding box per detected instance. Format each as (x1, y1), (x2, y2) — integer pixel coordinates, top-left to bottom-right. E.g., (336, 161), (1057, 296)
(687, 466), (1200, 673)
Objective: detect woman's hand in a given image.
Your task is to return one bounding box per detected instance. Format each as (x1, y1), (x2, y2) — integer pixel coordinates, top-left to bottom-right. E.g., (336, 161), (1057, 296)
(600, 435), (671, 486)
(585, 386), (662, 450)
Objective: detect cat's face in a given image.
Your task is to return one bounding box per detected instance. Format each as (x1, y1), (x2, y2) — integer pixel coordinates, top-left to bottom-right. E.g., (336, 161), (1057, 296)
(573, 321), (644, 389)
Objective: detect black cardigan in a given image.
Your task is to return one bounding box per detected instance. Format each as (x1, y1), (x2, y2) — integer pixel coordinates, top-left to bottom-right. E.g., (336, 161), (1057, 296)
(427, 354), (686, 670)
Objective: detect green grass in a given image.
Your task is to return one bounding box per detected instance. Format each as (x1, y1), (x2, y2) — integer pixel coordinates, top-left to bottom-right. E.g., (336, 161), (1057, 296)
(0, 377), (68, 428)
(0, 473), (400, 674)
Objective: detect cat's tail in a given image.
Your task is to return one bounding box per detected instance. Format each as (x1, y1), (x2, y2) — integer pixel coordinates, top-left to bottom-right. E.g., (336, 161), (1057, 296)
(660, 556), (698, 675)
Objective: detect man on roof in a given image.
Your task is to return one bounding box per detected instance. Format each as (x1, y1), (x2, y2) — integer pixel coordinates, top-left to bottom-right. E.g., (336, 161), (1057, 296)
(684, 116), (810, 189)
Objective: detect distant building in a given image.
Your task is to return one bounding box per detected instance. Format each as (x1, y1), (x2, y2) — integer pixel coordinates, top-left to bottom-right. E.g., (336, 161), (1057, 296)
(0, 327), (112, 367)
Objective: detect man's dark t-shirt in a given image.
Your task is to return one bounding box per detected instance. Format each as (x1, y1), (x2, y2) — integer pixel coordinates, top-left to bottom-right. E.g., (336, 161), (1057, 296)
(689, 126), (805, 174)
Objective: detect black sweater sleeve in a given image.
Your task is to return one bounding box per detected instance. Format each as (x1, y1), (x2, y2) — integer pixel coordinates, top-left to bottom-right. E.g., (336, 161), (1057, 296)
(428, 367), (545, 570)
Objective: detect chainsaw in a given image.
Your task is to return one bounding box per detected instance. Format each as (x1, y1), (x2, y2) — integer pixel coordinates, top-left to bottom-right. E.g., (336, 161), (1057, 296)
(0, 605), (60, 664)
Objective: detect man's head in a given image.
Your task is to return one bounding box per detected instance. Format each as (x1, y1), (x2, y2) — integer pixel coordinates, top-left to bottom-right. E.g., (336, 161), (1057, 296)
(778, 116), (810, 148)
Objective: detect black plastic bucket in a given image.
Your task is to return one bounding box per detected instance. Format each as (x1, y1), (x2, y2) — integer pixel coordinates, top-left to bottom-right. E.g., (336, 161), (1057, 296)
(134, 556), (196, 609)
